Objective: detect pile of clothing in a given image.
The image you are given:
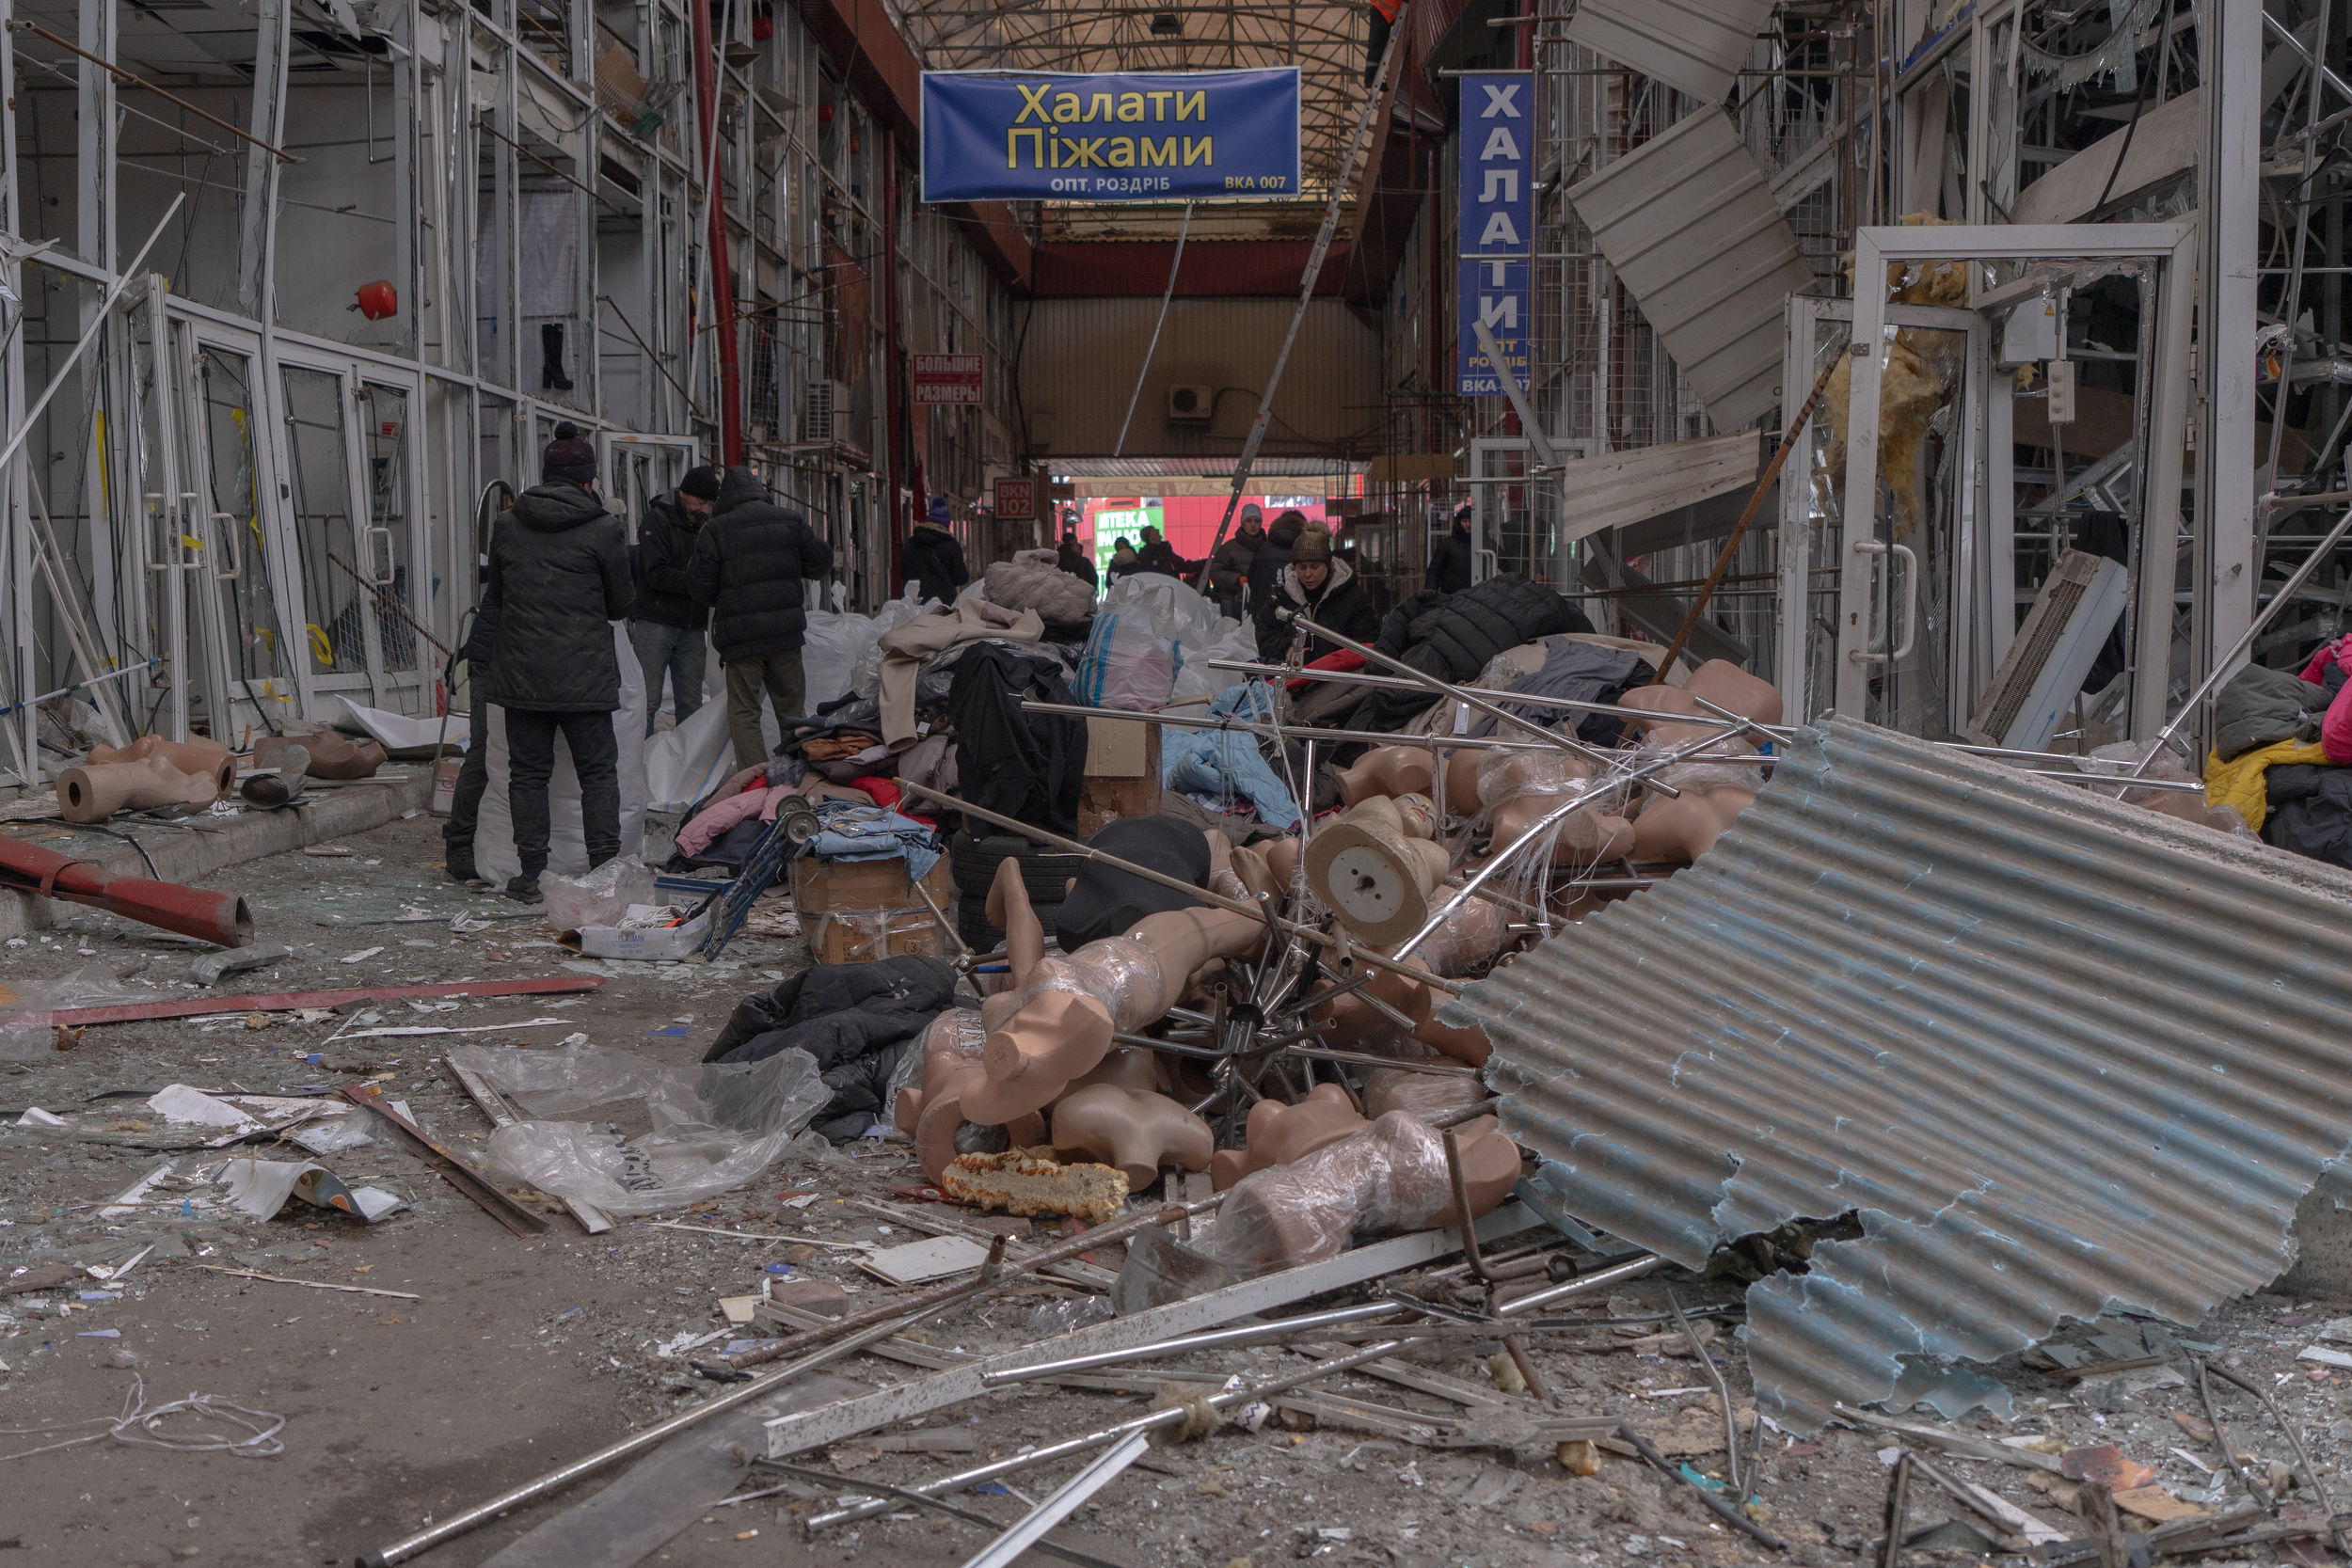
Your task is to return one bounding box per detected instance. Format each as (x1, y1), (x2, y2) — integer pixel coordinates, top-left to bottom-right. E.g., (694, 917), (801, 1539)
(2203, 647), (2352, 865)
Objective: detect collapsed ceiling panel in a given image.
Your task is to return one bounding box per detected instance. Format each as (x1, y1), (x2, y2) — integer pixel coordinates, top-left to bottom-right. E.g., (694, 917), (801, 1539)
(1564, 0), (1780, 104)
(1566, 111), (1818, 434)
(1467, 718), (2352, 1430)
(1556, 429), (1760, 545)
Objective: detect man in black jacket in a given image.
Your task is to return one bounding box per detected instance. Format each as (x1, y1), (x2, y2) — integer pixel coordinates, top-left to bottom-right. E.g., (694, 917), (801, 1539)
(1206, 503), (1265, 620)
(1254, 524), (1379, 662)
(1135, 525), (1193, 578)
(1428, 499), (1475, 594)
(485, 432), (635, 901)
(1247, 508), (1308, 615)
(1056, 530), (1098, 590)
(630, 465), (719, 735)
(903, 496), (971, 605)
(687, 467), (835, 770)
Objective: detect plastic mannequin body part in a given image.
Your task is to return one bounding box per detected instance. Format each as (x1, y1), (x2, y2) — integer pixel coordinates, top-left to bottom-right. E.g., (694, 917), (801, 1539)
(1306, 796), (1453, 943)
(1684, 659), (1785, 727)
(1336, 747), (1436, 807)
(58, 756), (224, 822)
(1048, 1084), (1215, 1190)
(1209, 1083), (1365, 1190)
(86, 736), (236, 798)
(1631, 784), (1758, 864)
(1475, 747), (1636, 868)
(899, 1010), (1045, 1186)
(239, 745), (310, 807)
(255, 731), (386, 781)
(966, 855), (1265, 1124)
(1201, 1111), (1521, 1275)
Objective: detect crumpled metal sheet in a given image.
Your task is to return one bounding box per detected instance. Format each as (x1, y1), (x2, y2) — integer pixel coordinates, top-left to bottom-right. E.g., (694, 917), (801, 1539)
(1466, 717), (2352, 1430)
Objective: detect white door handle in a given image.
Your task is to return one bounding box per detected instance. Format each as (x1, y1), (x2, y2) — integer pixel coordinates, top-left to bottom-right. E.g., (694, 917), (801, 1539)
(367, 525), (396, 585)
(1849, 539), (1919, 663)
(211, 511), (244, 581)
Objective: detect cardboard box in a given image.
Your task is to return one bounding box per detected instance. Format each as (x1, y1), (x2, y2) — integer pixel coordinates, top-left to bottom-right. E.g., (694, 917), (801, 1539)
(1079, 717), (1160, 835)
(558, 906), (712, 962)
(791, 855), (952, 919)
(430, 755), (462, 816)
(809, 907), (944, 964)
(1085, 715), (1153, 778)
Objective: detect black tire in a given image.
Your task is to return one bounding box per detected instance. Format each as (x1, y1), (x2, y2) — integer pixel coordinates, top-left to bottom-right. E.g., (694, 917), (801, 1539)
(958, 892), (1059, 951)
(947, 830), (1085, 905)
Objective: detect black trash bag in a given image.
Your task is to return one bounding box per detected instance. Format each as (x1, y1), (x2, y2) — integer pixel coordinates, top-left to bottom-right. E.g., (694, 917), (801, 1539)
(706, 956), (961, 1142)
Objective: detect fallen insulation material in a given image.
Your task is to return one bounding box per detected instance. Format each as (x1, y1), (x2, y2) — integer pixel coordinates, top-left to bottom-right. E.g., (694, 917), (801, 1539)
(940, 1150), (1130, 1223)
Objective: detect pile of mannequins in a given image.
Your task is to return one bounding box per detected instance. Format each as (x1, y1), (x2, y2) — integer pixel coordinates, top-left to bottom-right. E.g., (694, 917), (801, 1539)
(894, 658), (1788, 1278)
(52, 728), (387, 821)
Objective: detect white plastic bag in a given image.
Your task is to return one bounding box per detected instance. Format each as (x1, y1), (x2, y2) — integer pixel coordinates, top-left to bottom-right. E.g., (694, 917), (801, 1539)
(542, 858), (659, 930)
(1171, 619), (1258, 705)
(1075, 610), (1176, 711)
(475, 622), (649, 882)
(454, 1037), (830, 1215)
(643, 641), (739, 811)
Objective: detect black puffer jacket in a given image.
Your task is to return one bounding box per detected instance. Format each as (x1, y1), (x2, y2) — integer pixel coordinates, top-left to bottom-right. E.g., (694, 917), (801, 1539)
(902, 521), (970, 606)
(687, 467), (834, 662)
(705, 957), (961, 1142)
(1346, 574), (1594, 732)
(632, 491), (710, 630)
(483, 482), (633, 711)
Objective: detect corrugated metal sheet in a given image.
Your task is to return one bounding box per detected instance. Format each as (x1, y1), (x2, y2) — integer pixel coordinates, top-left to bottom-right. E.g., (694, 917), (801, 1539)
(1565, 0), (1781, 103)
(1558, 431), (1760, 544)
(1467, 717), (2352, 1430)
(1019, 297), (1378, 460)
(1567, 113), (1819, 434)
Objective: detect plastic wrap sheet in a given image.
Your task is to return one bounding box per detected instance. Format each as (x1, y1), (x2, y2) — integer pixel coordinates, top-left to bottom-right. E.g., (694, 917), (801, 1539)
(452, 1037), (828, 1215)
(1194, 1111), (1454, 1277)
(1003, 942), (1168, 1035)
(542, 858), (659, 930)
(1414, 896), (1509, 977)
(0, 964), (154, 1053)
(1644, 734), (1761, 797)
(1475, 747), (1586, 812)
(923, 1005), (988, 1060)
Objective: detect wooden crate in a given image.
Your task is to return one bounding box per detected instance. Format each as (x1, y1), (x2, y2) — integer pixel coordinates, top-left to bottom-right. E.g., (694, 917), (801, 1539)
(807, 907), (946, 964)
(790, 854), (952, 919)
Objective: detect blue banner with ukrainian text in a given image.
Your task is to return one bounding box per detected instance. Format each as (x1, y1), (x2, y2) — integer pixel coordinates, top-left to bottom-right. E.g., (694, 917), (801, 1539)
(1456, 71), (1534, 396)
(920, 70), (1301, 203)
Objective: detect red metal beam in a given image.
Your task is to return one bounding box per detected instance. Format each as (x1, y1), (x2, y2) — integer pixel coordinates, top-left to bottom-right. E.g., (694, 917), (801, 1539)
(28, 976), (606, 1030)
(0, 839), (250, 948)
(692, 0), (742, 465)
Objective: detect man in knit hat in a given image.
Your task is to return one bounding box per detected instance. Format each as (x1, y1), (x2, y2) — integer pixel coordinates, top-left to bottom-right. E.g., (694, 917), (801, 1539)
(1253, 521), (1377, 662)
(630, 464), (721, 735)
(481, 422), (634, 900)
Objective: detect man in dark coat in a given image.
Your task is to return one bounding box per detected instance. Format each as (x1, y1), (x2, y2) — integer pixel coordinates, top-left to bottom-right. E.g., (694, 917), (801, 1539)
(1428, 499), (1475, 594)
(903, 496), (971, 605)
(1135, 524), (1193, 578)
(630, 464), (719, 736)
(1056, 530), (1099, 590)
(484, 430), (635, 901)
(1206, 503), (1264, 620)
(1106, 538), (1145, 579)
(1254, 524), (1379, 662)
(1247, 508), (1308, 615)
(687, 467), (835, 771)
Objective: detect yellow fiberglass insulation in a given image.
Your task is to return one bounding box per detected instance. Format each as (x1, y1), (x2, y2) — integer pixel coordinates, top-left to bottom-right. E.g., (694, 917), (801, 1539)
(1817, 216), (1964, 535)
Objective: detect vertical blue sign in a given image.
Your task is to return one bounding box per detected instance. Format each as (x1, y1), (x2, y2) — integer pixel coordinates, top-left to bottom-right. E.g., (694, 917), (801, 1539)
(1456, 71), (1533, 397)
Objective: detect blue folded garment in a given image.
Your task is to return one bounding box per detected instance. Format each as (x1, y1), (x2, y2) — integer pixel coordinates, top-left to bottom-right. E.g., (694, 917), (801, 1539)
(803, 800), (942, 882)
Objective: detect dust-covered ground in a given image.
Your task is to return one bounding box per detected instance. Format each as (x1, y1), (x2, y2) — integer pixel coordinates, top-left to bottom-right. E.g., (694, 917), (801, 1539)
(0, 813), (2344, 1568)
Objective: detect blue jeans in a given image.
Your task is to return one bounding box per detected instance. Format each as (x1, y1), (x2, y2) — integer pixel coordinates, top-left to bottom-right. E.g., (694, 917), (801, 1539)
(630, 620), (706, 736)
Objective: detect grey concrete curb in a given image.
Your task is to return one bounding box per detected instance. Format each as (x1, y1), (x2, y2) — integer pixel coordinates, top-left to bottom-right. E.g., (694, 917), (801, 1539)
(0, 771), (435, 942)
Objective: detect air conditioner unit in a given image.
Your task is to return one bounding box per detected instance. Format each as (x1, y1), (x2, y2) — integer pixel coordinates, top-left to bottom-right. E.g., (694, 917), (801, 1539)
(1964, 547), (2128, 751)
(801, 380), (851, 446)
(1167, 384), (1214, 423)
